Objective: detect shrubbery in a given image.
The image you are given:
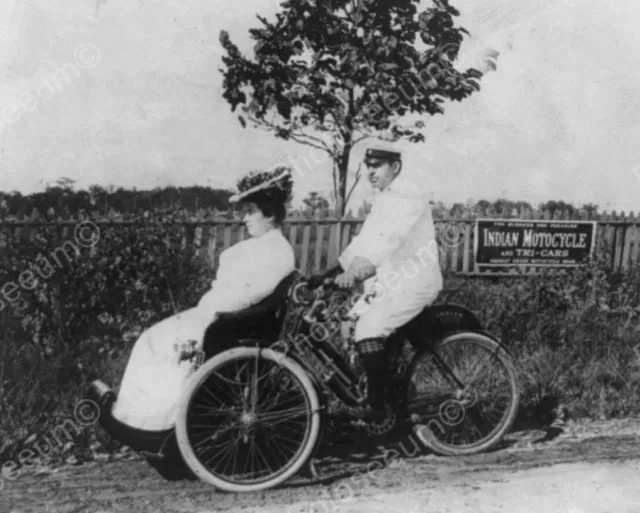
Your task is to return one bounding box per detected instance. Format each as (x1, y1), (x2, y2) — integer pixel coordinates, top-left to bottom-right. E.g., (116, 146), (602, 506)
(439, 255), (640, 419)
(0, 219), (212, 455)
(0, 218), (639, 461)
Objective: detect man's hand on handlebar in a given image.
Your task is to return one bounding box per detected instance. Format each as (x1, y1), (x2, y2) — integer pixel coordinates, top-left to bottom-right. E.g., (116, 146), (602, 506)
(334, 271), (357, 289)
(307, 257), (374, 290)
(333, 257), (376, 289)
(307, 274), (329, 289)
(307, 262), (343, 289)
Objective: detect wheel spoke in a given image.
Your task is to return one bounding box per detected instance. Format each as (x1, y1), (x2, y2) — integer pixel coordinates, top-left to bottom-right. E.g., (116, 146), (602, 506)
(256, 405), (309, 424)
(265, 431), (301, 460)
(253, 438), (274, 476)
(204, 434), (238, 470)
(192, 404), (240, 416)
(258, 367), (286, 410)
(199, 379), (236, 408)
(251, 351), (260, 413)
(409, 335), (518, 452)
(221, 436), (242, 477)
(259, 371), (296, 413)
(181, 352), (317, 488)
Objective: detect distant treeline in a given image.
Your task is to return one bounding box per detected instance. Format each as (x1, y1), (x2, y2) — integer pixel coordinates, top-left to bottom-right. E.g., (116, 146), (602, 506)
(0, 181), (235, 218)
(443, 199), (601, 219)
(0, 178), (602, 220)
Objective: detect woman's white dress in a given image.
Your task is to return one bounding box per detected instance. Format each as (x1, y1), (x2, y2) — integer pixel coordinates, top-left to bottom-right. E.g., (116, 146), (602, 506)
(112, 228), (296, 431)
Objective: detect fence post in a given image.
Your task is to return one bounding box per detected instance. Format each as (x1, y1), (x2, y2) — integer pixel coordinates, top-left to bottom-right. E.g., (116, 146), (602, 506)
(327, 220), (340, 268)
(459, 223), (470, 273)
(631, 224), (640, 267)
(300, 224), (311, 274)
(314, 222), (326, 273)
(0, 210), (632, 278)
(341, 222), (352, 253)
(206, 225), (217, 267)
(621, 221), (636, 270)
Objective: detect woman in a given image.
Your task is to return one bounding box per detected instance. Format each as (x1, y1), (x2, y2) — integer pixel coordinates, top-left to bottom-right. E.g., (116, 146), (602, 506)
(110, 167), (295, 432)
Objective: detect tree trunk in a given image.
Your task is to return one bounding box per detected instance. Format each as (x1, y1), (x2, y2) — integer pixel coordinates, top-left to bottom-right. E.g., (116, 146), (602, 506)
(333, 133), (353, 218)
(334, 153), (351, 218)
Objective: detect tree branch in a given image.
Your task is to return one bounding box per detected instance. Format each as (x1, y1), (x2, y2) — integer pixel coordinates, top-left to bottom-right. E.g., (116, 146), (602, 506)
(245, 111), (332, 152)
(288, 132), (333, 153)
(352, 133), (374, 147)
(345, 162), (362, 209)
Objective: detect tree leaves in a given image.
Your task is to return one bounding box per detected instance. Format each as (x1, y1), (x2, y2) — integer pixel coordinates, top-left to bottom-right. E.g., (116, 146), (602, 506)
(219, 0), (491, 214)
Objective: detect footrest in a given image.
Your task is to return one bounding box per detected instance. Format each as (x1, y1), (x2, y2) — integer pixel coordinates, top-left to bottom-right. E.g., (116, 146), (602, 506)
(87, 380), (116, 412)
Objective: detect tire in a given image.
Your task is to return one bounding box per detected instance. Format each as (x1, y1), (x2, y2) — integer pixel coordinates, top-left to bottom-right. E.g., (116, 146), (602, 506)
(175, 346), (322, 492)
(407, 331), (520, 456)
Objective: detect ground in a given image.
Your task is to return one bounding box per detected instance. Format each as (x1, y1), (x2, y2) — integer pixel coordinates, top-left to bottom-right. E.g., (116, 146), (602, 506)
(2, 417), (639, 513)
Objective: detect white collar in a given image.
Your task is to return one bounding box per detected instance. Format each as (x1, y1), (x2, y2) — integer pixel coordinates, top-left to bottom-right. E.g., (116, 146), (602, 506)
(381, 176), (424, 197)
(251, 227), (282, 240)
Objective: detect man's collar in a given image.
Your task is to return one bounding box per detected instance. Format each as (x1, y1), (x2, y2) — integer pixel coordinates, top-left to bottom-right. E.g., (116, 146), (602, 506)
(385, 176), (401, 193)
(381, 176), (425, 197)
(384, 175), (408, 193)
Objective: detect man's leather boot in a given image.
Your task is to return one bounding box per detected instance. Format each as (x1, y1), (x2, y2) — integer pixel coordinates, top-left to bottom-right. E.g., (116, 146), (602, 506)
(350, 337), (387, 422)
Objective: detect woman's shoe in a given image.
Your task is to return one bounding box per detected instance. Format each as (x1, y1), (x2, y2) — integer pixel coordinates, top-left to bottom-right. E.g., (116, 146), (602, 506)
(86, 380), (174, 454)
(87, 380), (116, 413)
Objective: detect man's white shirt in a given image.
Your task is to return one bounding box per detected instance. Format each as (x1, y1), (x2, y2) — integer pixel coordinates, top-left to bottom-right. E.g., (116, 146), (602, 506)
(339, 175), (442, 294)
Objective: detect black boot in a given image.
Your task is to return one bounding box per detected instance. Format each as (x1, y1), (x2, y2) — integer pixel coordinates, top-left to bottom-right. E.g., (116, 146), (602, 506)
(350, 338), (388, 422)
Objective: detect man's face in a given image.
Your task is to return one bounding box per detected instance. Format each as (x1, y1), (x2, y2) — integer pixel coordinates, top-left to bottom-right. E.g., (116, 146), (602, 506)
(364, 158), (401, 191)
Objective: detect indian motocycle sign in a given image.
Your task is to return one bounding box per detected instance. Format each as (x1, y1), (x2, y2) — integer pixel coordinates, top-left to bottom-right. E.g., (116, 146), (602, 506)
(474, 219), (597, 266)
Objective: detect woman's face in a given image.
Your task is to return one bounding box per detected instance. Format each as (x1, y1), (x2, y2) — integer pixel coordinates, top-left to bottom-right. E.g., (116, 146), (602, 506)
(242, 202), (274, 237)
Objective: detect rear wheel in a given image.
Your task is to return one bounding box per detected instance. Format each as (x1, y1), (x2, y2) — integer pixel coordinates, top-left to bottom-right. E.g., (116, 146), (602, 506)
(407, 332), (519, 456)
(175, 347), (322, 492)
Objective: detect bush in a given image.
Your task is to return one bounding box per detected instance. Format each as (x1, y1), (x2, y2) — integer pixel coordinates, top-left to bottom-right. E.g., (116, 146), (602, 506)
(438, 254), (640, 419)
(0, 220), (639, 463)
(0, 216), (213, 456)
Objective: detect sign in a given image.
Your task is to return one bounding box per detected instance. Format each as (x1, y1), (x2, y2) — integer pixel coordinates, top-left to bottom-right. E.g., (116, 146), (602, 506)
(474, 219), (597, 266)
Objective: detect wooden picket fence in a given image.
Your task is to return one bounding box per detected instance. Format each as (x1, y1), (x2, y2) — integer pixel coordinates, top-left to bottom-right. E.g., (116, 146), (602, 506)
(1, 208), (640, 275)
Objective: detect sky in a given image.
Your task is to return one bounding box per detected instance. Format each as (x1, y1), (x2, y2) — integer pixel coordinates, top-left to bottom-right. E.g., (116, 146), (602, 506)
(0, 0), (639, 213)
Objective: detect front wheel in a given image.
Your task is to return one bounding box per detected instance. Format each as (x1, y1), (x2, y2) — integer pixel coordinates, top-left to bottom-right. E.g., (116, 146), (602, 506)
(175, 346), (322, 492)
(407, 331), (520, 456)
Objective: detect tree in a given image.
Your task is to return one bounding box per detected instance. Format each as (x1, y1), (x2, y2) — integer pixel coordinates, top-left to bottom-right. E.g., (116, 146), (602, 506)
(580, 202), (599, 218)
(449, 201), (465, 217)
(45, 177), (76, 193)
(302, 191), (331, 215)
(538, 200), (576, 218)
(219, 0), (490, 216)
(491, 198), (532, 216)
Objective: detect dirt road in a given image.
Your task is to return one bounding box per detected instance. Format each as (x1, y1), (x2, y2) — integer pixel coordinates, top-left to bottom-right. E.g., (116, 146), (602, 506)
(2, 417), (639, 513)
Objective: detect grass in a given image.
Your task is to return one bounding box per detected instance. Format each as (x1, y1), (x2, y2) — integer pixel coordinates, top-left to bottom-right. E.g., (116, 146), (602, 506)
(438, 264), (640, 420)
(1, 248), (639, 466)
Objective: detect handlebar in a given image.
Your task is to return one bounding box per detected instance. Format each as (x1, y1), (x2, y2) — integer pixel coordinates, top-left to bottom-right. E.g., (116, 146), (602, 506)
(291, 275), (366, 325)
(291, 276), (337, 306)
(318, 276), (337, 288)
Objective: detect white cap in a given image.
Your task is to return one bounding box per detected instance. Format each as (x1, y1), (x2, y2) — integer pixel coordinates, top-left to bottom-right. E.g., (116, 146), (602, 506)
(364, 138), (403, 161)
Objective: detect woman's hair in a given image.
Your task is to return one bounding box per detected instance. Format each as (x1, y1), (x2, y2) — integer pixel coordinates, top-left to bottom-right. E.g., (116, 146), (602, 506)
(249, 190), (288, 225)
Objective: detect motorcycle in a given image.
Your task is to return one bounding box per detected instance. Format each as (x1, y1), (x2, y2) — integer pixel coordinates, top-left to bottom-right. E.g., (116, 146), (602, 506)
(88, 270), (519, 492)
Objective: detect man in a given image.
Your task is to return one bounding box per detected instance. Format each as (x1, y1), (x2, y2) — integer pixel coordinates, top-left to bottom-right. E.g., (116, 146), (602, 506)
(317, 140), (443, 420)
